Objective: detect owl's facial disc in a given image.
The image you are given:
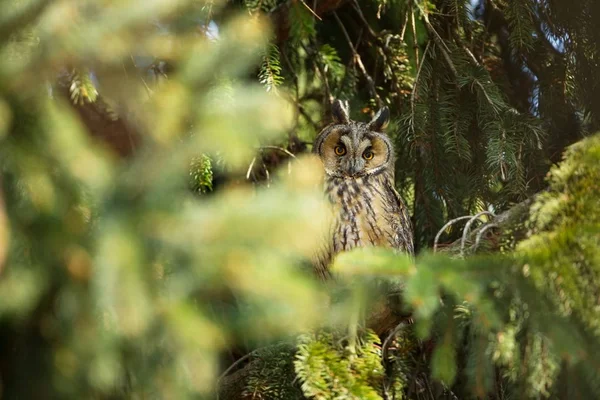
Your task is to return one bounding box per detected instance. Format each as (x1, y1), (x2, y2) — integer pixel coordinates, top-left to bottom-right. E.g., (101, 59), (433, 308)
(333, 134), (389, 177)
(314, 121), (394, 178)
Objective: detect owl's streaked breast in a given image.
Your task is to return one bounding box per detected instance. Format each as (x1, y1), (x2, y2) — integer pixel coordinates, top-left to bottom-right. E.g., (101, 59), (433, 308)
(311, 100), (413, 279)
(326, 173), (402, 253)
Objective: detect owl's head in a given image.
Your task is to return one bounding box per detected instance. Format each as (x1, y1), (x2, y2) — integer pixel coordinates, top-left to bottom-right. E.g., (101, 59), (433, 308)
(314, 99), (393, 178)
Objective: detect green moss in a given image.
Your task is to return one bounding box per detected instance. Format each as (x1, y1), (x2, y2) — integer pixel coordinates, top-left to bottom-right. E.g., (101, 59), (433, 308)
(518, 133), (600, 333)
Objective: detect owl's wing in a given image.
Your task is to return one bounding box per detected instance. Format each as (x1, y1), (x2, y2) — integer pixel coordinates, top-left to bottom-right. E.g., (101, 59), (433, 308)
(389, 184), (415, 256)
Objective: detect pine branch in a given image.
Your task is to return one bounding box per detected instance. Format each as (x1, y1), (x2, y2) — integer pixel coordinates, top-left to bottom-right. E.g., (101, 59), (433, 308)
(301, 41), (333, 105)
(333, 11), (382, 107)
(270, 0), (349, 43)
(259, 44), (284, 92)
(55, 74), (140, 158)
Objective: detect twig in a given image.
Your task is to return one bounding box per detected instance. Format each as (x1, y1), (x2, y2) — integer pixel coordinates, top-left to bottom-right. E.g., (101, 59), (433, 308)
(473, 79), (501, 116)
(474, 223), (500, 251)
(382, 320), (411, 362)
(301, 41), (333, 105)
(411, 5), (419, 69)
(411, 0), (459, 78)
(351, 0), (377, 38)
(297, 104), (320, 131)
(217, 351), (255, 400)
(409, 41), (431, 135)
(451, 30), (481, 67)
(259, 146), (297, 158)
(433, 215), (476, 253)
(263, 162), (271, 187)
(299, 0), (322, 20)
(400, 10), (409, 42)
(333, 12), (382, 107)
(381, 320), (411, 399)
(424, 20), (459, 77)
(282, 53), (302, 141)
(460, 211), (495, 257)
(246, 156), (257, 180)
(351, 0), (407, 110)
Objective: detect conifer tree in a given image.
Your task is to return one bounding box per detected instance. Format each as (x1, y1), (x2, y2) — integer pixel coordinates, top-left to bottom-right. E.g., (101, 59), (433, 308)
(1, 1), (600, 399)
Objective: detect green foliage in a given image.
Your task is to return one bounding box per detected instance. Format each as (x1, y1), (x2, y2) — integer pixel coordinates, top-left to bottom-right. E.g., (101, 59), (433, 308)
(244, 344), (305, 399)
(519, 134), (600, 334)
(295, 330), (396, 399)
(504, 0), (536, 52)
(318, 44), (345, 86)
(379, 33), (413, 100)
(0, 2), (327, 398)
(68, 69), (98, 105)
(1, 0), (600, 399)
(259, 44), (284, 92)
(288, 2), (316, 43)
(189, 154), (213, 193)
(245, 0), (280, 14)
(332, 133), (600, 398)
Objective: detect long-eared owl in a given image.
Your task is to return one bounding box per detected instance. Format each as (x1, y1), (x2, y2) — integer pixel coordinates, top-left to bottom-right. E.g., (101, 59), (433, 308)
(313, 100), (414, 279)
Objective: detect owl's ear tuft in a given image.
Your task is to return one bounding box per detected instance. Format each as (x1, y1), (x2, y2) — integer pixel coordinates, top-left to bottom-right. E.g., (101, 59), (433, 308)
(331, 99), (350, 124)
(368, 107), (390, 131)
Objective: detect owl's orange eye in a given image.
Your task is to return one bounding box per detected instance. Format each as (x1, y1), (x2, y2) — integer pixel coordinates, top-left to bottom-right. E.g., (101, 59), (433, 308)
(363, 149), (374, 160)
(334, 145), (346, 156)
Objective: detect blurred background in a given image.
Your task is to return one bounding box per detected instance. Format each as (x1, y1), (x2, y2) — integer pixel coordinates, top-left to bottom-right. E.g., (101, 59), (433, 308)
(1, 0), (599, 399)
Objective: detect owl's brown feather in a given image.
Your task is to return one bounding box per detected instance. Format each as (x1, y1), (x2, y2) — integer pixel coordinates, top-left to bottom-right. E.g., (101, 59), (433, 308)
(312, 100), (413, 279)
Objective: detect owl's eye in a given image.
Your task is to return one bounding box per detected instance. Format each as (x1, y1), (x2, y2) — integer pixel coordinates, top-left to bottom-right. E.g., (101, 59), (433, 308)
(334, 145), (346, 156)
(363, 149), (374, 160)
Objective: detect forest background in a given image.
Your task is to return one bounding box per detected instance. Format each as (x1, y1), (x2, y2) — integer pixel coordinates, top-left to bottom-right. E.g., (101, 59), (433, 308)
(1, 0), (600, 399)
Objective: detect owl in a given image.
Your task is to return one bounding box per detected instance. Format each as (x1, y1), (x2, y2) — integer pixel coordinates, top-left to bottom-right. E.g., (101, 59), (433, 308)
(313, 100), (414, 279)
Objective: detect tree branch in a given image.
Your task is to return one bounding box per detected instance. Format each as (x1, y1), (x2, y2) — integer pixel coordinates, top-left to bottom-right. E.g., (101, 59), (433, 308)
(333, 11), (382, 107)
(271, 0), (349, 43)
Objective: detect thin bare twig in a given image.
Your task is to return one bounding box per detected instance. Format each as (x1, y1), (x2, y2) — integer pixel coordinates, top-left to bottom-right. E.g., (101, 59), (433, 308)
(411, 0), (459, 78)
(217, 351), (255, 399)
(351, 0), (377, 38)
(409, 41), (431, 134)
(424, 21), (459, 77)
(263, 162), (271, 187)
(246, 156), (257, 180)
(301, 42), (333, 105)
(474, 223), (500, 251)
(382, 320), (412, 399)
(333, 12), (382, 107)
(411, 5), (419, 69)
(460, 211), (495, 256)
(382, 320), (411, 361)
(433, 215), (475, 253)
(299, 0), (322, 20)
(451, 30), (481, 66)
(297, 104), (320, 131)
(400, 10), (409, 42)
(259, 146), (297, 158)
(261, 146), (295, 176)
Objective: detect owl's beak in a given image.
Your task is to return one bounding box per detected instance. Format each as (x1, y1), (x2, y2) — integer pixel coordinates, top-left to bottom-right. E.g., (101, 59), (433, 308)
(347, 160), (363, 176)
